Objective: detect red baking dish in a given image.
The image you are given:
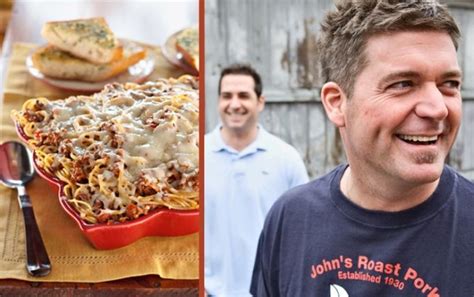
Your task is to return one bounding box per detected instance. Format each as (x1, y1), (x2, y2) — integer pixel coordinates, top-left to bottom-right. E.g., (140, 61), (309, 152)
(15, 123), (199, 250)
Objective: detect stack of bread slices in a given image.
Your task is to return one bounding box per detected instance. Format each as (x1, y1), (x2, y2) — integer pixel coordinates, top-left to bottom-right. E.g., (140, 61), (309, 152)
(175, 26), (199, 72)
(31, 17), (146, 82)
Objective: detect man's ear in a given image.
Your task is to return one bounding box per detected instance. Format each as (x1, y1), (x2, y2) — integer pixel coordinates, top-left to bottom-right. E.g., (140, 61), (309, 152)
(257, 95), (265, 112)
(321, 82), (347, 127)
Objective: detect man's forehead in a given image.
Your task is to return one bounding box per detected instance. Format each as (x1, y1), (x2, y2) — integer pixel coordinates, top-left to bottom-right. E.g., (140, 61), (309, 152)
(363, 31), (460, 74)
(365, 30), (457, 57)
(220, 74), (256, 91)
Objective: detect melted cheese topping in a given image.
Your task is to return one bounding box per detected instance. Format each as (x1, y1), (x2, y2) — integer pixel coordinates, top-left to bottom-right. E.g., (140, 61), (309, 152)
(13, 75), (199, 224)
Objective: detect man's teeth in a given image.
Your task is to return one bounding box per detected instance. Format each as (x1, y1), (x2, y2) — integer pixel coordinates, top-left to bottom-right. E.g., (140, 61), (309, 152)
(398, 135), (438, 142)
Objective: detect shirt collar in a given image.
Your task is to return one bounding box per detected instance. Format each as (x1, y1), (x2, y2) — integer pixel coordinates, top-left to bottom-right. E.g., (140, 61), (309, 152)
(209, 124), (271, 155)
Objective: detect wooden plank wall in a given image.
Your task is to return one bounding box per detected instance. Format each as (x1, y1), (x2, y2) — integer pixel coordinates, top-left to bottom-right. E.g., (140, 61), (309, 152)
(205, 0), (474, 179)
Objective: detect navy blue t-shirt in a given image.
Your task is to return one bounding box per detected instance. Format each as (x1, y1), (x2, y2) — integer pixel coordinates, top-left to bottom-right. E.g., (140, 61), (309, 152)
(251, 165), (474, 297)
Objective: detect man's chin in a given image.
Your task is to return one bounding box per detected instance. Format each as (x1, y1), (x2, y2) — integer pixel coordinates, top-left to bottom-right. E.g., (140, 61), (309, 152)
(394, 149), (447, 182)
(226, 122), (245, 130)
(222, 122), (250, 134)
(398, 162), (444, 185)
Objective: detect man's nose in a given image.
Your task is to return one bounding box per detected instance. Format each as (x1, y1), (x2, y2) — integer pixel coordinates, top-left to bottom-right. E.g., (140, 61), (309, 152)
(414, 83), (449, 121)
(229, 96), (241, 109)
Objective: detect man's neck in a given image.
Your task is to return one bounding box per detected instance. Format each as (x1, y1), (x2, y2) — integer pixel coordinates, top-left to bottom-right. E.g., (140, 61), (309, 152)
(220, 126), (259, 152)
(340, 166), (440, 212)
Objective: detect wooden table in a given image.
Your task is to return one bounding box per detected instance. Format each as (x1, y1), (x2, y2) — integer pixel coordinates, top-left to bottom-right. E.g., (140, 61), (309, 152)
(0, 277), (198, 296)
(0, 1), (199, 296)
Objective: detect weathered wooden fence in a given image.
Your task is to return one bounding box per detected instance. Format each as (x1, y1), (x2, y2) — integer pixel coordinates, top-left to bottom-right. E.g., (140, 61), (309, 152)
(205, 0), (474, 179)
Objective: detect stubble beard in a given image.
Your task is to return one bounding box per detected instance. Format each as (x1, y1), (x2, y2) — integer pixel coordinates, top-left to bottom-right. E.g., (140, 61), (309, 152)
(413, 151), (438, 164)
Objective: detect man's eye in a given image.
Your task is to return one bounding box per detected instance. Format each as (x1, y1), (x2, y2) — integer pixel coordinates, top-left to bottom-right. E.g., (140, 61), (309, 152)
(388, 81), (413, 89)
(442, 80), (461, 89)
(238, 93), (251, 99)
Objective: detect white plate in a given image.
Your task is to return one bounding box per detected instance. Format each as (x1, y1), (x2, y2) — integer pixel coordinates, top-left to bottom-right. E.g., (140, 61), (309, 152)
(26, 41), (155, 92)
(162, 28), (199, 76)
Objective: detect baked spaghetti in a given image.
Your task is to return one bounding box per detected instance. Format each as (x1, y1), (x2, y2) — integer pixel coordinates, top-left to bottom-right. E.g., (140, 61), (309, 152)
(12, 75), (199, 224)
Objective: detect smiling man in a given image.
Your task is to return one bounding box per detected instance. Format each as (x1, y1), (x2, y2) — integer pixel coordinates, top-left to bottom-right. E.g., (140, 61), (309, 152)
(205, 64), (309, 296)
(251, 1), (474, 296)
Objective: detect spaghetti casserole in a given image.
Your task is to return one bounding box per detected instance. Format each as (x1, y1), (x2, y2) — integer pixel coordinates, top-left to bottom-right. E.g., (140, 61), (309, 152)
(13, 75), (199, 224)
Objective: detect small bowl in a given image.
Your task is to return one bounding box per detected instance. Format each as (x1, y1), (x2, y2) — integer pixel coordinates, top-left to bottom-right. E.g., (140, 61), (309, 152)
(15, 123), (199, 250)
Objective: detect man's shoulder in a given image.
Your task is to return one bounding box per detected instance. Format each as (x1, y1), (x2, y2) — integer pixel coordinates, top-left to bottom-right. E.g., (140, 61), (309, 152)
(204, 129), (220, 152)
(450, 166), (474, 201)
(205, 128), (218, 139)
(204, 132), (213, 141)
(262, 130), (292, 146)
(453, 168), (474, 186)
(260, 130), (301, 155)
(269, 166), (342, 215)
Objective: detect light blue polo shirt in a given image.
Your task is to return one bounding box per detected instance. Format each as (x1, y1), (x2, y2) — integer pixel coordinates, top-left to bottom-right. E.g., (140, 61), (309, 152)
(205, 125), (309, 297)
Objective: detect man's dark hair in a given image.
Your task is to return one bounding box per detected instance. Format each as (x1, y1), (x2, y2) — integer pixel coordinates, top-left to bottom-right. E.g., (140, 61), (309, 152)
(218, 64), (263, 98)
(318, 0), (460, 99)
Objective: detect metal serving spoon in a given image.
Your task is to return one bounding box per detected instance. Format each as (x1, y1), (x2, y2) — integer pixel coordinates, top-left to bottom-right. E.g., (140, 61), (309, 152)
(0, 141), (51, 277)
